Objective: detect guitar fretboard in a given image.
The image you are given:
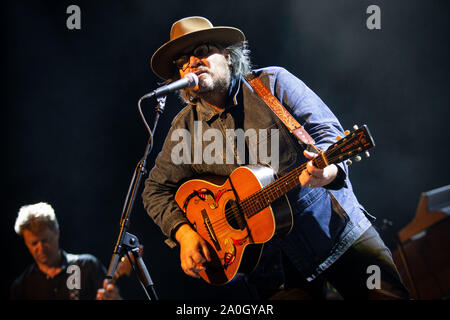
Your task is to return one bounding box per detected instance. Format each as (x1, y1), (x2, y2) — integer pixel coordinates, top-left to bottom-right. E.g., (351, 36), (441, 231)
(240, 155), (328, 218)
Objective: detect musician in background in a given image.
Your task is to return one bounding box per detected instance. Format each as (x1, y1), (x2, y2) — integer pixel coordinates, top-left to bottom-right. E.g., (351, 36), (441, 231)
(11, 202), (120, 300)
(142, 16), (409, 299)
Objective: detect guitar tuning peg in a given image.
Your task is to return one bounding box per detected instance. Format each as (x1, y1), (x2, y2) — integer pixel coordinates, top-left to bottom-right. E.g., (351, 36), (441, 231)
(336, 135), (342, 141)
(364, 151), (370, 158)
(346, 159), (352, 166)
(353, 125), (359, 130)
(354, 155), (362, 162)
(344, 130), (350, 136)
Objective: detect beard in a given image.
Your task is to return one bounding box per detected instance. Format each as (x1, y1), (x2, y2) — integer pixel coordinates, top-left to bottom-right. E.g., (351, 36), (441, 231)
(196, 70), (230, 95)
(181, 53), (232, 104)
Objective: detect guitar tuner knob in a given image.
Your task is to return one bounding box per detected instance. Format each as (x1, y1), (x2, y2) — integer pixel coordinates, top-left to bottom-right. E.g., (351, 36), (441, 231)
(365, 151), (370, 158)
(346, 159), (352, 166)
(344, 130), (350, 136)
(353, 125), (359, 130)
(354, 155), (362, 162)
(336, 135), (342, 141)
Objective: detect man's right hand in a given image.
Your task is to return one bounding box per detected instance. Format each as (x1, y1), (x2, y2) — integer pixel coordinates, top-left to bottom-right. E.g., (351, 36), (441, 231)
(175, 224), (211, 278)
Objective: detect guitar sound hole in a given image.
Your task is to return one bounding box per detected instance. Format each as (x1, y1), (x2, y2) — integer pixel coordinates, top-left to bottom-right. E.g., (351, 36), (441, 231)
(225, 200), (246, 230)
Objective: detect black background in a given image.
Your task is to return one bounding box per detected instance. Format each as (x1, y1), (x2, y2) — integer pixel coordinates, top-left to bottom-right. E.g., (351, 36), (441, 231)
(2, 0), (449, 300)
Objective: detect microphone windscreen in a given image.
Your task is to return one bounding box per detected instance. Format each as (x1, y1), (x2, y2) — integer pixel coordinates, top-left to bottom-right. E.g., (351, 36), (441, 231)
(184, 73), (199, 88)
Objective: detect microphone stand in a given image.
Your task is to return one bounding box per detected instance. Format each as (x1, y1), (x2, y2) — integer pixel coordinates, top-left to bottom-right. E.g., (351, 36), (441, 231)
(106, 94), (167, 300)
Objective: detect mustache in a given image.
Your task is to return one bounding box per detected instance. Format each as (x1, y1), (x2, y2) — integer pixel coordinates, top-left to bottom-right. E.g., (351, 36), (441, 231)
(193, 68), (208, 75)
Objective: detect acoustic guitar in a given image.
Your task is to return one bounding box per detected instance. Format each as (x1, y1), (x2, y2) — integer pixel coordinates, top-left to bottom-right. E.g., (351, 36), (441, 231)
(175, 125), (375, 285)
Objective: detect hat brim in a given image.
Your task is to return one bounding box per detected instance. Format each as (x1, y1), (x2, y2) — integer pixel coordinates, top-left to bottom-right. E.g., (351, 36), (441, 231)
(151, 27), (245, 80)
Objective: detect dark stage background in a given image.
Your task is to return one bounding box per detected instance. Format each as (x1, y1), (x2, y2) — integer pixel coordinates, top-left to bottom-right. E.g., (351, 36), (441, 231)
(2, 0), (449, 300)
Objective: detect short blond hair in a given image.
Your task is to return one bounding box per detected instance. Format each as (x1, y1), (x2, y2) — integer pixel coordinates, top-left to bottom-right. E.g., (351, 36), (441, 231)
(14, 202), (59, 236)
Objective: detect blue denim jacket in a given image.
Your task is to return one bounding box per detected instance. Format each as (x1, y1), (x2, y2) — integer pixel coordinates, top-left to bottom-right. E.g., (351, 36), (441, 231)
(142, 66), (372, 284)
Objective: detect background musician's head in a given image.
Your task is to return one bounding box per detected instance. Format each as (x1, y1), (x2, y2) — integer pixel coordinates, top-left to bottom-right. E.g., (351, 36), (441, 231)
(14, 202), (61, 268)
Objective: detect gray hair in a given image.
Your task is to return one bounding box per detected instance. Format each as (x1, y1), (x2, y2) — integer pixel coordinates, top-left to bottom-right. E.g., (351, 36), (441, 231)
(177, 41), (252, 104)
(227, 40), (252, 78)
(14, 202), (60, 236)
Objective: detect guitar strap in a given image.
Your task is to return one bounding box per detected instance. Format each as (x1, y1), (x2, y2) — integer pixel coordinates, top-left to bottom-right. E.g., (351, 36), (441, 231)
(244, 72), (320, 153)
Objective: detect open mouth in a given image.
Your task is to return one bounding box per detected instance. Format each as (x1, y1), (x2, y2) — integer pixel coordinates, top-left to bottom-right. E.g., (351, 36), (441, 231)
(194, 70), (208, 76)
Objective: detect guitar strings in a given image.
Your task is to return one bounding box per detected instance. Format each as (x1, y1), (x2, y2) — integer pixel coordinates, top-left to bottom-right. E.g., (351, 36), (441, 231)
(210, 154), (329, 232)
(206, 163), (307, 234)
(203, 154), (334, 235)
(211, 168), (303, 237)
(193, 135), (362, 237)
(212, 169), (304, 237)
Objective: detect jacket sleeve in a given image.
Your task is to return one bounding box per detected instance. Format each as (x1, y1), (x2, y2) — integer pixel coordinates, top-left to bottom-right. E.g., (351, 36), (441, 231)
(142, 122), (195, 248)
(272, 67), (349, 189)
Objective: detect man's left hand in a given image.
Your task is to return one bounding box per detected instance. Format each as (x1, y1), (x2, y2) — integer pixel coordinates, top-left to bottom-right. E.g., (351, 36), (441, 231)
(299, 150), (338, 188)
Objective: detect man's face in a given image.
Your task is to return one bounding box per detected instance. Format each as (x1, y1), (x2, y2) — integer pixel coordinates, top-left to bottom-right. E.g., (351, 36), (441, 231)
(177, 43), (231, 94)
(23, 227), (60, 267)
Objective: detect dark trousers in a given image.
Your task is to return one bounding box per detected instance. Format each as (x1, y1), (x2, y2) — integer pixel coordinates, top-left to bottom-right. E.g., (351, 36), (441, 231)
(267, 226), (410, 300)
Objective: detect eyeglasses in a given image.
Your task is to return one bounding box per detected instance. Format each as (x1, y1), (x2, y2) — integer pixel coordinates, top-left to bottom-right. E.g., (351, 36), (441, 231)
(173, 43), (217, 71)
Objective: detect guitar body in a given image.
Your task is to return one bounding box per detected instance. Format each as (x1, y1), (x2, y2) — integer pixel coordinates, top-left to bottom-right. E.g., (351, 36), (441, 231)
(175, 164), (293, 285)
(173, 124), (375, 286)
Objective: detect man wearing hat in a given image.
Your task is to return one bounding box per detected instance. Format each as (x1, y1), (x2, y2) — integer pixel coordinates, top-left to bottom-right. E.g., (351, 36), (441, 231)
(142, 16), (409, 299)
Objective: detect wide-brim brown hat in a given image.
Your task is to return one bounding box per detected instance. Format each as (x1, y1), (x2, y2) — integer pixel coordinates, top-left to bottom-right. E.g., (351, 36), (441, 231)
(151, 16), (245, 80)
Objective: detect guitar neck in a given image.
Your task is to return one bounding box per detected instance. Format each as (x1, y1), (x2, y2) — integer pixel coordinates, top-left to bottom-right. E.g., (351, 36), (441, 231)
(238, 125), (374, 219)
(241, 154), (328, 218)
(240, 166), (302, 218)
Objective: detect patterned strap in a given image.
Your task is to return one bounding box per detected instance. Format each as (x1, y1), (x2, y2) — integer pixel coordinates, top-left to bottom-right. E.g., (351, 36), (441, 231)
(244, 73), (317, 147)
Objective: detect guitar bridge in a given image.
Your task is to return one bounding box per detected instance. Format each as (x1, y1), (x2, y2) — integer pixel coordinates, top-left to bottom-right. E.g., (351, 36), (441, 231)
(201, 209), (221, 251)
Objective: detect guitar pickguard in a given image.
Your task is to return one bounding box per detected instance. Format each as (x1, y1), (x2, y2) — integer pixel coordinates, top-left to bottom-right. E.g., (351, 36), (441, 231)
(222, 235), (250, 269)
(223, 238), (236, 269)
(182, 187), (232, 211)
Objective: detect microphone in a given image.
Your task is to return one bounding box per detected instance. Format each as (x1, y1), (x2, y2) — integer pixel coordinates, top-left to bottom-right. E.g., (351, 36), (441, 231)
(144, 73), (198, 98)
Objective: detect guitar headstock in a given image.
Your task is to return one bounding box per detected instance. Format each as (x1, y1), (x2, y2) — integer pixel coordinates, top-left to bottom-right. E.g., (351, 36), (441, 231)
(322, 124), (375, 166)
